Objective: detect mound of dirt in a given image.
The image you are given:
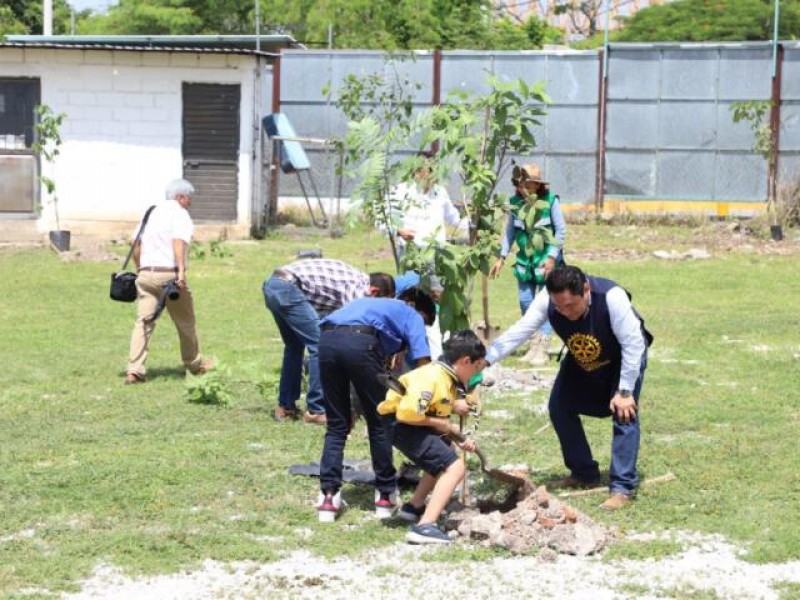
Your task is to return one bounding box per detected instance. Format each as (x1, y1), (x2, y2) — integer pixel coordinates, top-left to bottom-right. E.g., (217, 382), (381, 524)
(483, 364), (554, 395)
(445, 483), (610, 557)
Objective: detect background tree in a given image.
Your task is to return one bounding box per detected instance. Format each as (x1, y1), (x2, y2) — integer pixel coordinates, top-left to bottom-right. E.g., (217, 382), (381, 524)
(72, 0), (558, 49)
(79, 0), (203, 34)
(616, 0), (800, 42)
(0, 6), (28, 37)
(0, 0), (86, 37)
(553, 0), (604, 38)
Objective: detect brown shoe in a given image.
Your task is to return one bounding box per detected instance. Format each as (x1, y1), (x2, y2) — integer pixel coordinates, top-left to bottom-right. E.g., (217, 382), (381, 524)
(600, 493), (631, 511)
(303, 411), (327, 425)
(274, 406), (300, 422)
(188, 359), (215, 376)
(550, 475), (600, 490)
(124, 372), (145, 385)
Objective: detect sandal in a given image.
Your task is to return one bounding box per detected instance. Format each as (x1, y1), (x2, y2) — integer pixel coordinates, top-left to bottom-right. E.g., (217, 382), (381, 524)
(187, 359), (215, 376)
(124, 372), (145, 385)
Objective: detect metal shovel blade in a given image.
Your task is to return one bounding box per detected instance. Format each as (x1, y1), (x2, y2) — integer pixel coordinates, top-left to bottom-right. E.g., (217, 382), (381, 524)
(449, 431), (526, 489)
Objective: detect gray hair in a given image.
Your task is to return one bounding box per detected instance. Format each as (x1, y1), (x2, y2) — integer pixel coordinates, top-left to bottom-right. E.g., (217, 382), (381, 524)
(165, 179), (195, 201)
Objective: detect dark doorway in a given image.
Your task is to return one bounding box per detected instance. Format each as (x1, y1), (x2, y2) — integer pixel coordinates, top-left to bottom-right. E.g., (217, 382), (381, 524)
(182, 83), (240, 221)
(0, 78), (40, 214)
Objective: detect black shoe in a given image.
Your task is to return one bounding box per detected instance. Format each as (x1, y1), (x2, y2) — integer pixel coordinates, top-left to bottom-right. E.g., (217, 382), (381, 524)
(397, 502), (425, 523)
(406, 522), (451, 545)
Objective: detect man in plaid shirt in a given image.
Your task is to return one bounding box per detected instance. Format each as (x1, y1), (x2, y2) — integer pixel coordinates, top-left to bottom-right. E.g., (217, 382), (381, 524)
(263, 259), (395, 424)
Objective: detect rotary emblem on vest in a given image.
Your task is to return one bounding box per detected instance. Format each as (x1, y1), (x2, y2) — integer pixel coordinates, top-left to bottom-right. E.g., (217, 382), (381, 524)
(567, 333), (610, 372)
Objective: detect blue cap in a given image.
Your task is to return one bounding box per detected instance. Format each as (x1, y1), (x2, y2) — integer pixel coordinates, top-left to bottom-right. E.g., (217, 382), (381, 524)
(394, 272), (421, 298)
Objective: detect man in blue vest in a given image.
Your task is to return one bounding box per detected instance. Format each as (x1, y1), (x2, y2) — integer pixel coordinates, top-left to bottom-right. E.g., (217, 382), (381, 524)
(485, 265), (652, 511)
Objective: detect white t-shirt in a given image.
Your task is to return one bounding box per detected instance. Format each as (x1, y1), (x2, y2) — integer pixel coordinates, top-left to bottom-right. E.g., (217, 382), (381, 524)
(133, 200), (194, 268)
(391, 182), (466, 247)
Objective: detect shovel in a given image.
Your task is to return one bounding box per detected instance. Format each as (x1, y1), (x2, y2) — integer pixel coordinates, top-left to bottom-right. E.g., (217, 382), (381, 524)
(378, 372), (526, 490)
(447, 429), (527, 489)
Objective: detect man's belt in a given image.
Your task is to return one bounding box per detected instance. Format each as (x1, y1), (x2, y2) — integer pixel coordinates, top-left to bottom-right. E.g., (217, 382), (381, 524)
(139, 266), (178, 273)
(273, 269), (300, 285)
(320, 324), (377, 336)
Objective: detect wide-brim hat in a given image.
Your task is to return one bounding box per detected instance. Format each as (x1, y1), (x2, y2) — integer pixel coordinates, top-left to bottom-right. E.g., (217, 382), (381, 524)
(512, 163), (548, 186)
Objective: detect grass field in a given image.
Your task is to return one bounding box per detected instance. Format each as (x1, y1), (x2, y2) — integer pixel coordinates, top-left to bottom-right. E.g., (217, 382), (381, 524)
(1, 221), (799, 597)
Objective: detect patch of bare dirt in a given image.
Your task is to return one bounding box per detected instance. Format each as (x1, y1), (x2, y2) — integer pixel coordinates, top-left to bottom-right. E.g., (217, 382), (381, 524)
(570, 221), (800, 261)
(57, 245), (121, 263)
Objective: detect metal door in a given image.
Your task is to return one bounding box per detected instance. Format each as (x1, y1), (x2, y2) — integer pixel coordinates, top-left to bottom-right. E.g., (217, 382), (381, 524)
(0, 78), (40, 214)
(182, 83), (240, 221)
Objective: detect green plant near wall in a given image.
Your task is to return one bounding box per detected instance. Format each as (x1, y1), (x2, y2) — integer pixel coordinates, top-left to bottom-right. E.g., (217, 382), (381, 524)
(31, 104), (67, 231)
(730, 99), (781, 229)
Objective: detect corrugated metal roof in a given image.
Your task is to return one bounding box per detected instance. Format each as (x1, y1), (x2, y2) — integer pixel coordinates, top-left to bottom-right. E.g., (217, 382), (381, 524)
(2, 34), (305, 56)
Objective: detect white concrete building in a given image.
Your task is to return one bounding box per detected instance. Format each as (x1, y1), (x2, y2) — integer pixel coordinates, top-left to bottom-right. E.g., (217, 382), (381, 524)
(0, 35), (296, 242)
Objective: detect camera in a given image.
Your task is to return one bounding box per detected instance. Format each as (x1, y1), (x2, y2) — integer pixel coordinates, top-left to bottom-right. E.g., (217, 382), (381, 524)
(164, 279), (180, 301)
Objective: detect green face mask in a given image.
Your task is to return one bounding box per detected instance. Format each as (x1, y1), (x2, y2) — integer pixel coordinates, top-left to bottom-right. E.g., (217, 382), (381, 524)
(467, 372), (484, 392)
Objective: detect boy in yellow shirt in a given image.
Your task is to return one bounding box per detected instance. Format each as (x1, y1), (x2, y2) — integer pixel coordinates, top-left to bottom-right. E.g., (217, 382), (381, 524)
(377, 330), (486, 544)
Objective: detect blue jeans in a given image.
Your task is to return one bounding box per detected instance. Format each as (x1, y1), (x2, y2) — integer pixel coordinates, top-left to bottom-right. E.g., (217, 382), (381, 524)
(518, 280), (553, 335)
(262, 276), (325, 414)
(548, 357), (647, 495)
(318, 329), (396, 495)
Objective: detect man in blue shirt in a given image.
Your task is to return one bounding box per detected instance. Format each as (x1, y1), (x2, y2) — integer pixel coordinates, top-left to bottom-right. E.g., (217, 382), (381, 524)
(315, 291), (436, 523)
(263, 259), (394, 424)
(486, 265), (652, 511)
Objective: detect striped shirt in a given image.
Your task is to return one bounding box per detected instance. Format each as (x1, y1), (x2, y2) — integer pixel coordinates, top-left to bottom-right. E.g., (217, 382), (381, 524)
(281, 259), (370, 313)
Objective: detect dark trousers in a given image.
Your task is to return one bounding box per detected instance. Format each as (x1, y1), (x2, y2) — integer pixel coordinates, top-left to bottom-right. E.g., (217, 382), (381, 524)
(318, 329), (396, 495)
(548, 358), (646, 495)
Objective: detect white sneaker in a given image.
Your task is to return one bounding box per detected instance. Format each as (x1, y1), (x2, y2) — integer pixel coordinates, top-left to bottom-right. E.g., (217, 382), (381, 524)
(316, 490), (344, 523)
(374, 489), (397, 519)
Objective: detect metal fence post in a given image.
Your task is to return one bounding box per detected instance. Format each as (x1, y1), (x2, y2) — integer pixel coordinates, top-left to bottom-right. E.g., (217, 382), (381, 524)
(267, 52), (282, 228)
(595, 48), (608, 212)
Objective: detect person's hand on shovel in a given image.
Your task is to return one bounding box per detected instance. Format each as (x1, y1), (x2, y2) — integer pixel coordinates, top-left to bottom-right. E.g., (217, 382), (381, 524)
(441, 421), (476, 452)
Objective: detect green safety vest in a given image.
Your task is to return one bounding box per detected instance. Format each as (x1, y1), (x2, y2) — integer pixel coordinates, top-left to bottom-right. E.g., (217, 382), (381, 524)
(509, 191), (557, 285)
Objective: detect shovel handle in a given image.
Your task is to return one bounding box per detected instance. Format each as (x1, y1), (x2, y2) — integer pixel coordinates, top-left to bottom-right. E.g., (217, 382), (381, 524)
(448, 428), (489, 468)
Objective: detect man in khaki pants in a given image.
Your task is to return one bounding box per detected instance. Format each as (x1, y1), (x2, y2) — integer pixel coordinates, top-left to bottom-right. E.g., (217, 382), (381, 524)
(124, 179), (212, 384)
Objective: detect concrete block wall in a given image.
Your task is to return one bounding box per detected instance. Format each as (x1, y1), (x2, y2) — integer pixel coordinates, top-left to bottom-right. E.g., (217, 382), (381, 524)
(0, 48), (259, 231)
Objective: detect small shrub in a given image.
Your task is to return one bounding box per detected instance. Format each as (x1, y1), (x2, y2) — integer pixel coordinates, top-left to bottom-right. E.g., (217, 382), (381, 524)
(185, 365), (232, 406)
(189, 241), (207, 260)
(209, 239), (232, 258)
(255, 370), (281, 403)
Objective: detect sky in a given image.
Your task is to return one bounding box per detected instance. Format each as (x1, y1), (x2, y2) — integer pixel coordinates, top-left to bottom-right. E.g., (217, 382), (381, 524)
(70, 0), (117, 13)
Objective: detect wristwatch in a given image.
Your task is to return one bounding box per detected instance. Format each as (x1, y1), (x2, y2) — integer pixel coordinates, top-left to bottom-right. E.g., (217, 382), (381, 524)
(617, 389), (632, 398)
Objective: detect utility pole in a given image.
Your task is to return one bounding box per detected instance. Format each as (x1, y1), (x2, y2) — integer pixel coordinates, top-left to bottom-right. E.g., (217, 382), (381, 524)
(43, 0), (53, 35)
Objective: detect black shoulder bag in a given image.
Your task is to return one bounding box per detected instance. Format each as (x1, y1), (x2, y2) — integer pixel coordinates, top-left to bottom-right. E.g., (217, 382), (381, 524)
(110, 205), (156, 302)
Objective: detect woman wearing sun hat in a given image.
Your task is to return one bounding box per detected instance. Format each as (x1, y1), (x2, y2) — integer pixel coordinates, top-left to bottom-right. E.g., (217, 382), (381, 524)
(489, 163), (566, 365)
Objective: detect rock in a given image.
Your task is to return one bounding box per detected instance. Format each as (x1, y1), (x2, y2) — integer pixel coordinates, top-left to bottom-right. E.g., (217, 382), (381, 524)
(685, 248), (711, 259)
(563, 505), (578, 523)
(535, 486), (550, 508)
(547, 522), (608, 556)
(491, 532), (530, 555)
(538, 547), (559, 562)
(467, 512), (503, 541)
